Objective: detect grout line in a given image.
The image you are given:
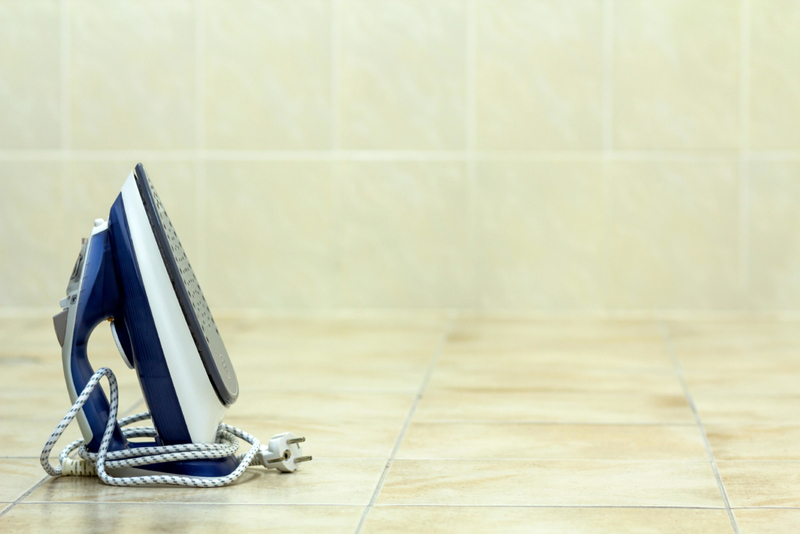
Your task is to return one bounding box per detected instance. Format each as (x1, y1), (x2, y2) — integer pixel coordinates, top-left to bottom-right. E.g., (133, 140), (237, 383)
(401, 420), (698, 426)
(370, 504), (729, 510)
(194, 0), (208, 280)
(660, 321), (740, 534)
(10, 306), (800, 320)
(331, 0), (341, 152)
(0, 457), (723, 463)
(195, 0), (206, 151)
(601, 0), (614, 313)
(0, 476), (49, 520)
(8, 503), (741, 512)
(738, 0), (751, 304)
(465, 0), (476, 153)
(739, 0), (751, 154)
(330, 0), (342, 309)
(59, 0), (71, 151)
(5, 149), (800, 162)
(353, 314), (457, 534)
(466, 0), (478, 309)
(602, 0), (614, 152)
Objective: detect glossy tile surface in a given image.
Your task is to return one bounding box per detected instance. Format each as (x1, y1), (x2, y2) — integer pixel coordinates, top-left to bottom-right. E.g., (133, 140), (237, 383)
(364, 507), (733, 534)
(0, 503), (362, 534)
(378, 460), (721, 507)
(3, 314), (800, 533)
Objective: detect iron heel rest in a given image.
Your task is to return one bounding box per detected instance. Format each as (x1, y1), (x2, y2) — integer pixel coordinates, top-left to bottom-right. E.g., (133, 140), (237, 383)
(43, 164), (311, 487)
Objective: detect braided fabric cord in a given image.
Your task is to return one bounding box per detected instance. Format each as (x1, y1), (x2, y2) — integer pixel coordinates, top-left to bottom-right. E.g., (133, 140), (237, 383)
(41, 367), (262, 487)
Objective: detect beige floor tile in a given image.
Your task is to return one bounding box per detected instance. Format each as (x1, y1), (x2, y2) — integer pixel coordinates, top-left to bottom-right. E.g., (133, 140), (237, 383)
(694, 395), (800, 424)
(707, 425), (800, 461)
(718, 461), (800, 508)
(1, 417), (84, 458)
(224, 416), (401, 459)
(444, 318), (672, 370)
(667, 320), (800, 366)
(378, 460), (723, 507)
(219, 314), (448, 353)
(230, 390), (413, 422)
(735, 509), (800, 534)
(233, 349), (429, 392)
(0, 459), (46, 502)
(685, 367), (800, 398)
(28, 459), (384, 505)
(0, 503), (361, 534)
(397, 422), (706, 461)
(428, 364), (682, 395)
(415, 390), (694, 423)
(449, 317), (664, 347)
(363, 506), (733, 534)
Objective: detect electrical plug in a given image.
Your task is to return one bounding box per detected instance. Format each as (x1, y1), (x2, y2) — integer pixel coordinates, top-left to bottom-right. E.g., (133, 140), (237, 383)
(256, 432), (312, 473)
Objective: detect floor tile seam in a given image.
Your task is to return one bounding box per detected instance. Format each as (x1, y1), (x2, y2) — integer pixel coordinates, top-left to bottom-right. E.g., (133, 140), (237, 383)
(411, 420), (698, 426)
(0, 457), (720, 463)
(10, 502), (733, 510)
(660, 321), (740, 534)
(18, 501), (368, 507)
(370, 504), (730, 510)
(353, 314), (458, 534)
(0, 475), (49, 520)
(389, 458), (715, 463)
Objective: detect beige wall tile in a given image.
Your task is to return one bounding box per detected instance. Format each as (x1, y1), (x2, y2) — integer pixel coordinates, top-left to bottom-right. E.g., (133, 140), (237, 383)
(749, 161), (800, 309)
(476, 0), (603, 150)
(364, 507), (732, 534)
(0, 163), (67, 307)
(0, 1), (61, 149)
(70, 1), (195, 149)
(339, 0), (466, 149)
(0, 504), (361, 534)
(613, 0), (740, 149)
(718, 461), (800, 507)
(607, 160), (740, 309)
(205, 161), (333, 310)
(205, 0), (331, 150)
(338, 161), (473, 307)
(378, 460), (722, 506)
(750, 0), (800, 149)
(476, 161), (604, 309)
(398, 422), (706, 461)
(736, 509), (800, 534)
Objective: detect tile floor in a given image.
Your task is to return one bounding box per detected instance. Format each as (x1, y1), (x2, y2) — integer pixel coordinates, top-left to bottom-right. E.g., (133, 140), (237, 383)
(1, 313), (799, 532)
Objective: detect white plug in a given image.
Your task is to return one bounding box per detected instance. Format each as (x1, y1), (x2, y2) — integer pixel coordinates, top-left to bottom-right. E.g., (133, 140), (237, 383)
(256, 432), (312, 473)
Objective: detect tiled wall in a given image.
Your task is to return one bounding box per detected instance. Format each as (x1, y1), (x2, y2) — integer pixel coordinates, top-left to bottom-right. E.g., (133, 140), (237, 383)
(1, 0), (799, 312)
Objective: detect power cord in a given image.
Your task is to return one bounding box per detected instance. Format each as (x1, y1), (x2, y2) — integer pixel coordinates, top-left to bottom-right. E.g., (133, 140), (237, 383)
(40, 367), (311, 487)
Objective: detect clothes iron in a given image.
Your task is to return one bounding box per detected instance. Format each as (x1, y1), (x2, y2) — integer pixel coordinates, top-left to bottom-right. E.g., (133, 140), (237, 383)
(41, 163), (311, 487)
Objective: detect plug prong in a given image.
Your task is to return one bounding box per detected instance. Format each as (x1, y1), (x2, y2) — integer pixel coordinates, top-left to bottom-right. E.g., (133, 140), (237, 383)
(295, 456), (312, 463)
(287, 437), (305, 445)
